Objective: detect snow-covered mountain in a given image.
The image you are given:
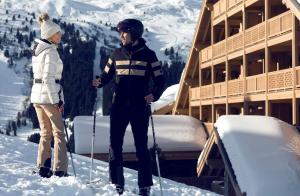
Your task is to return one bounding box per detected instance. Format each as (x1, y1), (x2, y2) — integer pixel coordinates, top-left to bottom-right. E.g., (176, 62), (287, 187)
(0, 0), (201, 60)
(0, 133), (219, 196)
(0, 0), (202, 131)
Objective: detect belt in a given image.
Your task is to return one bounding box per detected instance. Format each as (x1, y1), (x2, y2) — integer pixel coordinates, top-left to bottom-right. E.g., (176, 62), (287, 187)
(34, 79), (60, 84)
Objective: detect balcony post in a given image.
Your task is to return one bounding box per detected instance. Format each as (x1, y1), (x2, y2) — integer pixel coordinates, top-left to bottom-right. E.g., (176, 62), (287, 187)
(292, 15), (299, 125)
(265, 0), (270, 116)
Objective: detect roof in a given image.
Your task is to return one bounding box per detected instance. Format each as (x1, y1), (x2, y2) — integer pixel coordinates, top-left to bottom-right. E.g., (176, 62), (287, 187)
(283, 0), (300, 20)
(215, 115), (300, 196)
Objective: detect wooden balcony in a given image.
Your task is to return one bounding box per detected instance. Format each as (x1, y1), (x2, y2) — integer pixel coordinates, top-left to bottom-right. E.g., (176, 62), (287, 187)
(200, 46), (212, 63)
(200, 11), (293, 64)
(227, 32), (243, 53)
(227, 0), (243, 11)
(212, 40), (226, 58)
(245, 22), (265, 47)
(267, 11), (292, 38)
(268, 68), (294, 92)
(190, 87), (201, 101)
(228, 79), (243, 96)
(214, 82), (227, 98)
(296, 68), (300, 88)
(213, 0), (226, 19)
(246, 73), (266, 94)
(190, 67), (300, 102)
(201, 85), (213, 99)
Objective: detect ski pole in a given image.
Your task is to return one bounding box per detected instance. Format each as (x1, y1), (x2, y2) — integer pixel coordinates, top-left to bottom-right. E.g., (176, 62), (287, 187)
(90, 76), (99, 184)
(148, 104), (163, 196)
(63, 118), (77, 177)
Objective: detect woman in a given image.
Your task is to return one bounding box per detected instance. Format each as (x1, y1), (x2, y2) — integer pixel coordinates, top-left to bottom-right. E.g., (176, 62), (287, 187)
(31, 13), (68, 178)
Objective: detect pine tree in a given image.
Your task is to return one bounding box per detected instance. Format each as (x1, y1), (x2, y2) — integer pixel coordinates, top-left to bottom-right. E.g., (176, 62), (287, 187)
(4, 49), (9, 58)
(165, 48), (169, 56)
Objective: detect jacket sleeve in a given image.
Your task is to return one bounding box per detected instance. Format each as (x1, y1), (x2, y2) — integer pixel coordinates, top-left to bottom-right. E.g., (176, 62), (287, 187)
(98, 56), (116, 88)
(42, 51), (59, 104)
(149, 52), (165, 101)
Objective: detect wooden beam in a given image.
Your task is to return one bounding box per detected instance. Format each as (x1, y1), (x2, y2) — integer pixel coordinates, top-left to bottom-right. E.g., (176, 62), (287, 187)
(292, 14), (299, 125)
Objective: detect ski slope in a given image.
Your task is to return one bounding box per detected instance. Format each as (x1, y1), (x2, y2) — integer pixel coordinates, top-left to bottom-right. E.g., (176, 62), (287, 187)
(0, 134), (219, 196)
(0, 53), (26, 130)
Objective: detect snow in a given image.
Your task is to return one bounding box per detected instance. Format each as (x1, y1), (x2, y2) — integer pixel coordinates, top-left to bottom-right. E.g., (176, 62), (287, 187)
(0, 134), (219, 196)
(215, 115), (300, 196)
(0, 0), (202, 60)
(0, 53), (26, 130)
(152, 84), (179, 112)
(74, 115), (207, 154)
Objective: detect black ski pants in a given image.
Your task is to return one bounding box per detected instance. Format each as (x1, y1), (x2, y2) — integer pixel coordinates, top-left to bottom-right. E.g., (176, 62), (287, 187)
(109, 103), (153, 188)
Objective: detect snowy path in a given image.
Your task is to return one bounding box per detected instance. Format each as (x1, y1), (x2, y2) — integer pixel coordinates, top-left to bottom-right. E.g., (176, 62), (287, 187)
(0, 134), (219, 196)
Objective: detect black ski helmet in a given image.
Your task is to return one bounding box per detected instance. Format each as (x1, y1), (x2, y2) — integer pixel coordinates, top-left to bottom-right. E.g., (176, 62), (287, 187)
(117, 19), (144, 40)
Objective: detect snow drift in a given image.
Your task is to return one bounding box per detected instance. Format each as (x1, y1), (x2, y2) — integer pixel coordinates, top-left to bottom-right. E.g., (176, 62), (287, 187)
(215, 115), (300, 196)
(74, 115), (207, 154)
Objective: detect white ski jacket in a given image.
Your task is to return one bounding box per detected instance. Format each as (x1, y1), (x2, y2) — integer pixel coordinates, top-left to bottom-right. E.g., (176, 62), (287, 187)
(30, 39), (64, 104)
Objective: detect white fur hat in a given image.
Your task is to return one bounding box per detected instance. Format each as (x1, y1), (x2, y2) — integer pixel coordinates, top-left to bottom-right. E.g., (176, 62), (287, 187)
(38, 13), (62, 39)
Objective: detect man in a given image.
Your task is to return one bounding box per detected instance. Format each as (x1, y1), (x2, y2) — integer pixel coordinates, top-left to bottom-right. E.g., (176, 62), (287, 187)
(92, 19), (164, 195)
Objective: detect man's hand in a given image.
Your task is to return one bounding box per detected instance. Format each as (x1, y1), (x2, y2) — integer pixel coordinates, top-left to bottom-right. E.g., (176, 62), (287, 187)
(144, 94), (154, 104)
(54, 103), (64, 113)
(58, 104), (64, 113)
(92, 78), (101, 88)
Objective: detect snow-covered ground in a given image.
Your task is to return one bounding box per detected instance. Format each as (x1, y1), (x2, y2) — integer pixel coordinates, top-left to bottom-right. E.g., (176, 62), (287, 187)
(0, 134), (219, 196)
(0, 53), (26, 130)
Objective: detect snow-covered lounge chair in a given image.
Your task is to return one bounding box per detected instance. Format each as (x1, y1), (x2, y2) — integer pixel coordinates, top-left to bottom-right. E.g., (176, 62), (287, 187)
(73, 115), (208, 161)
(197, 115), (300, 196)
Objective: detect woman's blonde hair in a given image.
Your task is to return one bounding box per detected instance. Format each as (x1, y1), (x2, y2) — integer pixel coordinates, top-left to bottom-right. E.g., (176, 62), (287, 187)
(38, 13), (50, 24)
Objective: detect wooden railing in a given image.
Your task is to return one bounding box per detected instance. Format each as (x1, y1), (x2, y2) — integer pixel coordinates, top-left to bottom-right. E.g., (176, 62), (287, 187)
(193, 67), (300, 100)
(268, 11), (292, 38)
(227, 0), (243, 11)
(213, 40), (226, 58)
(227, 32), (243, 53)
(245, 22), (265, 47)
(268, 68), (294, 91)
(213, 0), (226, 19)
(228, 79), (244, 96)
(214, 82), (227, 98)
(190, 87), (201, 101)
(246, 74), (266, 94)
(200, 10), (293, 63)
(296, 67), (300, 87)
(201, 85), (213, 99)
(200, 46), (212, 63)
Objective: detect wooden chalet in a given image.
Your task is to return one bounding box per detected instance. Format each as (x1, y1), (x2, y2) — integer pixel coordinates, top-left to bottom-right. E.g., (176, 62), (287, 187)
(173, 0), (300, 133)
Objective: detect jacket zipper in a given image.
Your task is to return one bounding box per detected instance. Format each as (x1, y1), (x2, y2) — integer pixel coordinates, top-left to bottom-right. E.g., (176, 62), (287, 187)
(128, 53), (132, 106)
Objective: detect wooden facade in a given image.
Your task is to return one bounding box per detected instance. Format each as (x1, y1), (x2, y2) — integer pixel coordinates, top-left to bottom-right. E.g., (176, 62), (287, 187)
(173, 0), (300, 131)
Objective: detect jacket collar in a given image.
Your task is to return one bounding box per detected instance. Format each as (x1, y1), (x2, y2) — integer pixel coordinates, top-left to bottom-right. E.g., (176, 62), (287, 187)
(121, 38), (146, 54)
(32, 38), (56, 56)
